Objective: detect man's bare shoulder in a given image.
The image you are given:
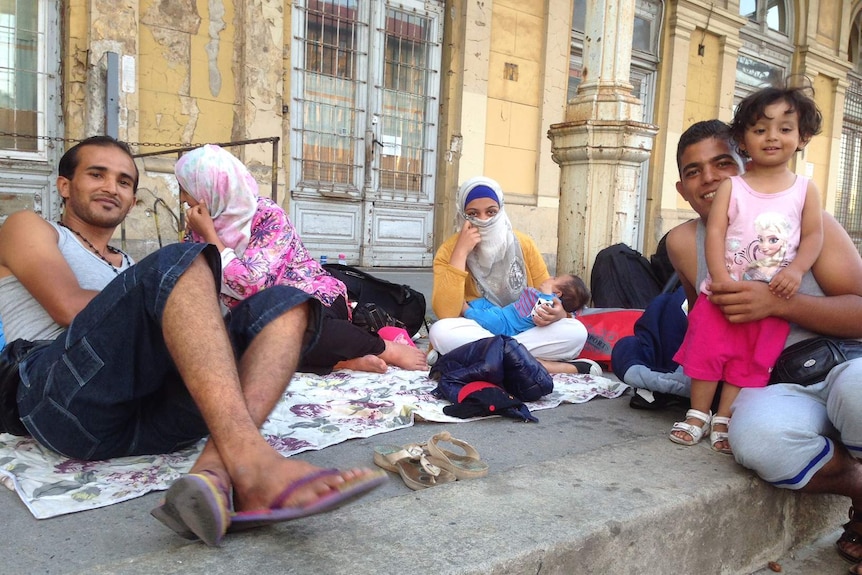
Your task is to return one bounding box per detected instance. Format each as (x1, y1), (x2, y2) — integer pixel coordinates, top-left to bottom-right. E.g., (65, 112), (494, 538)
(0, 211), (58, 272)
(0, 210), (56, 244)
(666, 219), (698, 253)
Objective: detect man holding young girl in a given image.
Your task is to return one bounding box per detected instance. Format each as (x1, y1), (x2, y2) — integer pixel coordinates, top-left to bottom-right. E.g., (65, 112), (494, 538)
(660, 119), (862, 572)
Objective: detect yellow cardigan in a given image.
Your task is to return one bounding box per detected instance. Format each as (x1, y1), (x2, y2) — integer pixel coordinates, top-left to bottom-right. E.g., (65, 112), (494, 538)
(431, 230), (551, 319)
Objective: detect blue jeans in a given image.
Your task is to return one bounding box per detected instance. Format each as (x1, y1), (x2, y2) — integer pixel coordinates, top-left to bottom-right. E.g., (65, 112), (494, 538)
(17, 243), (318, 460)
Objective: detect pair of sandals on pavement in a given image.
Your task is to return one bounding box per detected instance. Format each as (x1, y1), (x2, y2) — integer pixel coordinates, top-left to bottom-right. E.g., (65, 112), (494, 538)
(150, 467), (387, 546)
(668, 408), (733, 454)
(373, 431), (489, 490)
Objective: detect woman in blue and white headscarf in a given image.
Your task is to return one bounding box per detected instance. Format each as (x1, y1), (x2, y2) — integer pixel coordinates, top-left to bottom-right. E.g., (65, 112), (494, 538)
(429, 177), (589, 373)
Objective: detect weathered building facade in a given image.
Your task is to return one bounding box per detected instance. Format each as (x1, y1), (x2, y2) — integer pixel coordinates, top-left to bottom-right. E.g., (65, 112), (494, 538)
(1, 0), (861, 280)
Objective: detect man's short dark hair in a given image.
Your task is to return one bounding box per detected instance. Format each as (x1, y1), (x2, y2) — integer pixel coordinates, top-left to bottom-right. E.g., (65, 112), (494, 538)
(557, 274), (591, 313)
(729, 86), (823, 155)
(676, 120), (735, 175)
(58, 136), (139, 192)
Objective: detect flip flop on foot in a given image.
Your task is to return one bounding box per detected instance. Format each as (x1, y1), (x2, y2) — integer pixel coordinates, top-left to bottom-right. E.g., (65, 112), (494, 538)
(227, 468), (387, 532)
(150, 471), (232, 546)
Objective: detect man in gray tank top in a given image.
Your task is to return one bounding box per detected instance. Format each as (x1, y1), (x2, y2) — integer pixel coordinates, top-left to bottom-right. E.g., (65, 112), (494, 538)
(657, 121), (862, 571)
(0, 137), (384, 547)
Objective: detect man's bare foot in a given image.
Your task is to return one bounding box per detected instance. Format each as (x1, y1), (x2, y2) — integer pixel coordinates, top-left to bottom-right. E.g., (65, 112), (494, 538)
(335, 354), (387, 373)
(379, 340), (428, 370)
(230, 453), (379, 513)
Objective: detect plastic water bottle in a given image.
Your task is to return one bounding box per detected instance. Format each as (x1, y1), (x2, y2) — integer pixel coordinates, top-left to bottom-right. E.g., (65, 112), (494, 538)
(320, 255), (327, 265)
(338, 253), (346, 266)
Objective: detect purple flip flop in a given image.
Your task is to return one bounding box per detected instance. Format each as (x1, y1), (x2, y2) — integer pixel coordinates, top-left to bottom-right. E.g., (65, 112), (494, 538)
(151, 472), (231, 546)
(227, 468), (388, 532)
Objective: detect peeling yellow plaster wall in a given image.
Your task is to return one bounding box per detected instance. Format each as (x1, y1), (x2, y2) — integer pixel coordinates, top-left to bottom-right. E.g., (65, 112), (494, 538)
(64, 0), (92, 138)
(485, 2), (544, 196)
(805, 73), (835, 203)
(675, 29), (722, 213)
(138, 0), (237, 145)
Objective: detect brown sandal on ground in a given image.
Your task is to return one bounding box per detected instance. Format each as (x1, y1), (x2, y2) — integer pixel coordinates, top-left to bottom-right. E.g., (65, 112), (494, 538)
(425, 431), (489, 480)
(373, 443), (456, 490)
(837, 506), (862, 564)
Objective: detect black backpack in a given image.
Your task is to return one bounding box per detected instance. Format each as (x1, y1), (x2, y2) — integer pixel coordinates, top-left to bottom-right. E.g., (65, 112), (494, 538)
(589, 243), (663, 308)
(322, 263), (427, 336)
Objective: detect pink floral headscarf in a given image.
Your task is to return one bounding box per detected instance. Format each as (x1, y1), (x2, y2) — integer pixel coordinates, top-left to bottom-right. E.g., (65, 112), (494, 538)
(175, 144), (259, 256)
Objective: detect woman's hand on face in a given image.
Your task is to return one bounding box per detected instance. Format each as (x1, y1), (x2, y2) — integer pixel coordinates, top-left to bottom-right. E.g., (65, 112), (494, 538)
(455, 220), (481, 252)
(449, 220), (482, 270)
(185, 204), (218, 243)
(532, 297), (567, 326)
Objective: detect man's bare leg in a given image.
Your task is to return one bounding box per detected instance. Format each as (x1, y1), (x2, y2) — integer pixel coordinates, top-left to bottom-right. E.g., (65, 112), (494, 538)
(797, 446), (862, 565)
(161, 257), (374, 515)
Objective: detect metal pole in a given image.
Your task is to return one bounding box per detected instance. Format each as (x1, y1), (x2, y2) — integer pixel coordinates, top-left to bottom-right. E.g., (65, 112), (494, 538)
(271, 137), (279, 203)
(105, 52), (124, 247)
(105, 52), (119, 138)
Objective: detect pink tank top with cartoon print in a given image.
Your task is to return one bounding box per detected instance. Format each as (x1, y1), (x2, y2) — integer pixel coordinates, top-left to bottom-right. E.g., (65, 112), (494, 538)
(724, 174), (808, 282)
(701, 175), (808, 292)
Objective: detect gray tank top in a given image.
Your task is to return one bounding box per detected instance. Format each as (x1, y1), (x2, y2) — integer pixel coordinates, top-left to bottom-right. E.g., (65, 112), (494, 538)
(0, 222), (133, 342)
(695, 219), (821, 346)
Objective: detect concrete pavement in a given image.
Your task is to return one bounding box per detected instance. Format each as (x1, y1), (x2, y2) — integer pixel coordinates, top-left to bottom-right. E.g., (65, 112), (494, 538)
(0, 268), (854, 574)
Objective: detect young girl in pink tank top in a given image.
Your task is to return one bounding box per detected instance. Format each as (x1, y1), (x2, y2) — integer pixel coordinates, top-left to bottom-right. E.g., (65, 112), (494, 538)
(671, 84), (824, 454)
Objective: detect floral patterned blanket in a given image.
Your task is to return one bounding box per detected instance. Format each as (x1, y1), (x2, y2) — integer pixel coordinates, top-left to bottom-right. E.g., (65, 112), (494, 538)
(0, 368), (626, 519)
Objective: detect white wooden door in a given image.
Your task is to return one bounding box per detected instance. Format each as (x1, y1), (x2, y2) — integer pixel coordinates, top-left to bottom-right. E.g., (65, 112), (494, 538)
(289, 0), (442, 267)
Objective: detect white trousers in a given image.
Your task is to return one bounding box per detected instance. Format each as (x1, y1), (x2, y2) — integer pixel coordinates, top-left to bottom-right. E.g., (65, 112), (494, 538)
(729, 358), (862, 489)
(428, 317), (587, 362)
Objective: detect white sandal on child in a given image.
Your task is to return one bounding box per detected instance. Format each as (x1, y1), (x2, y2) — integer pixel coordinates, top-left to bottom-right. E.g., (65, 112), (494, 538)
(710, 415), (733, 455)
(669, 409), (711, 446)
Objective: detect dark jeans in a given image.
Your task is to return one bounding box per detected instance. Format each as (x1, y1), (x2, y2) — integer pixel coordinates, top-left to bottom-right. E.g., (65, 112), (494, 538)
(17, 243), (318, 460)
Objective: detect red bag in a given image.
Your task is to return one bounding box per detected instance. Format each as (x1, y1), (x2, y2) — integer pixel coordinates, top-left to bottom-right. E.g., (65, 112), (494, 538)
(575, 308), (643, 363)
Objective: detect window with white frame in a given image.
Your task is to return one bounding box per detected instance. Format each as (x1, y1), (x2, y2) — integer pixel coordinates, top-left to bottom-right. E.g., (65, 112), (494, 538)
(0, 0), (54, 157)
(735, 0), (793, 103)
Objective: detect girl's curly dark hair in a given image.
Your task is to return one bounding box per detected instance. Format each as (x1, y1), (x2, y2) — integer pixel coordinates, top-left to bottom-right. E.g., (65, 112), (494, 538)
(730, 83), (822, 156)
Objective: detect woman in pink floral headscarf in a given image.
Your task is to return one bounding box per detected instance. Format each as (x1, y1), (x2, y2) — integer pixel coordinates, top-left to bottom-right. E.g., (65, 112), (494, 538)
(175, 144), (426, 373)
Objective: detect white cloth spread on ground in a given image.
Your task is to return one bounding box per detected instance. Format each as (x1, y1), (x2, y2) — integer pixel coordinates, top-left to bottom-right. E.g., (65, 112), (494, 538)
(0, 369), (626, 519)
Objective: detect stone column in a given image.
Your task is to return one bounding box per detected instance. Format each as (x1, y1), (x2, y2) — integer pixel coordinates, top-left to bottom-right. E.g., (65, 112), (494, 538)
(547, 0), (657, 283)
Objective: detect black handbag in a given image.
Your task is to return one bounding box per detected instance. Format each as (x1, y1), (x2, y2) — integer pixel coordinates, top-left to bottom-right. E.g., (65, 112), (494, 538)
(770, 337), (862, 386)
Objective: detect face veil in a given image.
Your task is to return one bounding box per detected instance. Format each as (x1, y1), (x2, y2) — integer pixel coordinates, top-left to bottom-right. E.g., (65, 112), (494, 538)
(456, 177), (526, 307)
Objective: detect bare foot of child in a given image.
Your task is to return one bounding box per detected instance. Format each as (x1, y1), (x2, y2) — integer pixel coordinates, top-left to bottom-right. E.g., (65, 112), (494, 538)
(379, 340), (428, 370)
(334, 354), (388, 373)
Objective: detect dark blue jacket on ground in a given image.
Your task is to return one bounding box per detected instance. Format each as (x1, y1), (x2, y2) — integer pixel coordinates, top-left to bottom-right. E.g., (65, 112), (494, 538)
(429, 335), (553, 421)
(610, 286), (687, 379)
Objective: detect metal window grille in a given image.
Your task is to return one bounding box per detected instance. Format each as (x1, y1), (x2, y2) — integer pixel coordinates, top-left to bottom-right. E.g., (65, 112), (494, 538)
(295, 0), (365, 189)
(0, 1), (44, 154)
(377, 8), (434, 197)
(838, 73), (862, 254)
